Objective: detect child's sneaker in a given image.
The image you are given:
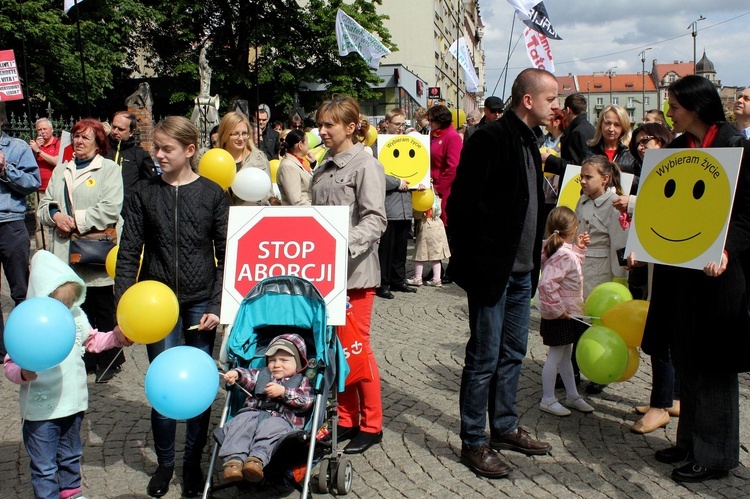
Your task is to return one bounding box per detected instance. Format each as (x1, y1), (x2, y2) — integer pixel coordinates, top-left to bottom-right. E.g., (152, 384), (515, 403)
(222, 460), (243, 483)
(564, 396), (595, 413)
(405, 277), (423, 287)
(243, 457), (264, 483)
(539, 399), (571, 416)
(424, 279), (442, 287)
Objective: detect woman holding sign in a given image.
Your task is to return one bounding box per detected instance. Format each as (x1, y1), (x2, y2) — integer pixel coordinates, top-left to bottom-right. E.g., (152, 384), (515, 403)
(641, 75), (750, 483)
(115, 116), (229, 497)
(312, 96), (387, 454)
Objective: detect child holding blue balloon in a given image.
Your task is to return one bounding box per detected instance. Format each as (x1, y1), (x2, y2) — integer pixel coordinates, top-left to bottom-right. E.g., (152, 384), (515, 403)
(537, 207), (595, 417)
(219, 334), (313, 484)
(3, 250), (132, 499)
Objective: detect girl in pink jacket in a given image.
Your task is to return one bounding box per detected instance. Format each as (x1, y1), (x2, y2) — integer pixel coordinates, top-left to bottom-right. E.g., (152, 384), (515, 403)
(537, 207), (595, 417)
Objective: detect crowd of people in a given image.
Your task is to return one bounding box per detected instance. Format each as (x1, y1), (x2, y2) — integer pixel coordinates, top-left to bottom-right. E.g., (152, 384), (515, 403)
(1, 68), (750, 498)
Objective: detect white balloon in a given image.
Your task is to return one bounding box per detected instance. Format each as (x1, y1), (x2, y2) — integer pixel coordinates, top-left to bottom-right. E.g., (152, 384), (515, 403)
(231, 167), (272, 202)
(272, 183), (281, 198)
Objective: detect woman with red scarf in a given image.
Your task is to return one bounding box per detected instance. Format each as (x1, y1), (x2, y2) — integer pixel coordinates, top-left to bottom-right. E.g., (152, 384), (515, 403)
(428, 105), (463, 227)
(641, 75), (750, 483)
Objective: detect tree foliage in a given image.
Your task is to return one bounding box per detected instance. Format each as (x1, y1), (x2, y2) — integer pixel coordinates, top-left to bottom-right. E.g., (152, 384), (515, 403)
(2, 0), (395, 120)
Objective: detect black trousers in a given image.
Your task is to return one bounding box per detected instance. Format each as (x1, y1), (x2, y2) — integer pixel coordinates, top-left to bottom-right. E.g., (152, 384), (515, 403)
(0, 220), (30, 357)
(378, 219), (410, 288)
(82, 285), (125, 372)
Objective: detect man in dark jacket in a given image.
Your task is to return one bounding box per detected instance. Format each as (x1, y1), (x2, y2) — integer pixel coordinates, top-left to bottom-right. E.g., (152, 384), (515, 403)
(464, 96), (504, 143)
(376, 108), (416, 299)
(105, 111), (157, 213)
(255, 106), (280, 160)
(542, 92), (595, 173)
(447, 68), (558, 478)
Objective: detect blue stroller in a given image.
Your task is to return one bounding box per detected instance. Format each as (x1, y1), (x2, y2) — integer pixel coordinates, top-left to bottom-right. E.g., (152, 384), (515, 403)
(202, 276), (353, 498)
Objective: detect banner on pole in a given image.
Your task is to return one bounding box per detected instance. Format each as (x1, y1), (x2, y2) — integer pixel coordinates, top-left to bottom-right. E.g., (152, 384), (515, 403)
(0, 50), (23, 102)
(64, 0), (84, 14)
(507, 0), (562, 40)
(447, 38), (480, 94)
(523, 27), (555, 73)
(335, 9), (391, 70)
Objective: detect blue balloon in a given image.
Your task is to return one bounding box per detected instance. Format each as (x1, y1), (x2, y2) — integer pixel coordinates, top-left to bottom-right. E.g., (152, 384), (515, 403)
(4, 297), (76, 372)
(145, 346), (219, 420)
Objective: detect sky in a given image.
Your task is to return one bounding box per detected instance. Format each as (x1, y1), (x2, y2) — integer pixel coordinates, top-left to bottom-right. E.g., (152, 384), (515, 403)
(479, 1), (750, 100)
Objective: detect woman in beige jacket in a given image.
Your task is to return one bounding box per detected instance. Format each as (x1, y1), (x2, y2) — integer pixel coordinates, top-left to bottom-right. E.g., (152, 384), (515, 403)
(312, 96), (386, 454)
(277, 129), (315, 205)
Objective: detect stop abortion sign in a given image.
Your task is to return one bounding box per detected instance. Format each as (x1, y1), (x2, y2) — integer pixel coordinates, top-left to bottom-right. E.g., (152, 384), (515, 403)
(221, 206), (349, 325)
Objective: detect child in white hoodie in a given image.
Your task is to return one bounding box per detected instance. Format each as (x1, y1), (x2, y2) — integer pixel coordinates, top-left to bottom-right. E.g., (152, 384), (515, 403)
(4, 250), (131, 499)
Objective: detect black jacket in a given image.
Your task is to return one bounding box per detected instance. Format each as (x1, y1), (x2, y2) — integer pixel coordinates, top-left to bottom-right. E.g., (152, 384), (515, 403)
(447, 110), (545, 303)
(544, 114), (595, 175)
(258, 127), (280, 160)
(114, 176), (229, 316)
(105, 136), (157, 210)
(641, 123), (750, 373)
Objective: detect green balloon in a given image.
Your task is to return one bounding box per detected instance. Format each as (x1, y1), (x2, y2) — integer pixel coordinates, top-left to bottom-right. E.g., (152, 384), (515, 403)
(576, 325), (629, 384)
(585, 282), (632, 320)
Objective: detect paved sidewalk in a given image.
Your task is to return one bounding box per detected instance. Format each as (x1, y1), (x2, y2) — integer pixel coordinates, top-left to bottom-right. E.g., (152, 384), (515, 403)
(1, 272), (748, 497)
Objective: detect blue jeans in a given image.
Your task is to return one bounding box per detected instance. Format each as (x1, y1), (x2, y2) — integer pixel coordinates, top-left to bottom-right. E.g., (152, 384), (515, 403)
(147, 300), (216, 468)
(23, 412), (84, 499)
(460, 273), (531, 447)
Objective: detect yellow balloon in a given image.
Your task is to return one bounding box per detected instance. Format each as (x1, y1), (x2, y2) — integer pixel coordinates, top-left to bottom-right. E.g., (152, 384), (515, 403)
(412, 189), (435, 212)
(106, 245), (118, 279)
(363, 126), (378, 147)
(311, 146), (328, 165)
(116, 280), (179, 344)
(198, 148), (236, 190)
(451, 109), (466, 128)
(617, 347), (641, 382)
(269, 159), (280, 183)
(601, 299), (649, 347)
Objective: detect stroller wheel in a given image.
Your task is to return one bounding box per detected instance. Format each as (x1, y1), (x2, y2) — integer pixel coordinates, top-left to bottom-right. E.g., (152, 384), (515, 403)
(334, 458), (353, 495)
(317, 458), (330, 493)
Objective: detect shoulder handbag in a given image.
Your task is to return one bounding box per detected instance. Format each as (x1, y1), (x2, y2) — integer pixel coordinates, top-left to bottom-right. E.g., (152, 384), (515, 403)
(63, 180), (117, 266)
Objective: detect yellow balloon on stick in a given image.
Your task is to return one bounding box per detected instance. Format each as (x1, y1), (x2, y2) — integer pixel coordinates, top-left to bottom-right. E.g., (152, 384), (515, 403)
(601, 299), (649, 347)
(363, 126), (378, 147)
(269, 159), (280, 183)
(117, 280), (179, 344)
(412, 189), (435, 212)
(198, 149), (236, 190)
(106, 245), (118, 279)
(451, 109), (466, 128)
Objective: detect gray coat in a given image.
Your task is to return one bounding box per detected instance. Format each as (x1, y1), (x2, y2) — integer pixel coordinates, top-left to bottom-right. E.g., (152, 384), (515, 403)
(384, 175), (412, 220)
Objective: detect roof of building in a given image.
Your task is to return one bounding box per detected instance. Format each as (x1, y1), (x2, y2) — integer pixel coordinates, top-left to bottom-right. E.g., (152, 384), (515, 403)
(654, 61), (695, 80)
(696, 51), (715, 74)
(572, 74), (658, 93)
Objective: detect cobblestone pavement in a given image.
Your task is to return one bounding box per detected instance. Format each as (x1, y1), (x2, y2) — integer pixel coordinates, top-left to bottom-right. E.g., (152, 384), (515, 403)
(1, 270), (748, 498)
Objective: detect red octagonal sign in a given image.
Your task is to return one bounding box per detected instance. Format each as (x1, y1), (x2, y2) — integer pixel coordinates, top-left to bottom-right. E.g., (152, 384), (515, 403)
(234, 216), (337, 298)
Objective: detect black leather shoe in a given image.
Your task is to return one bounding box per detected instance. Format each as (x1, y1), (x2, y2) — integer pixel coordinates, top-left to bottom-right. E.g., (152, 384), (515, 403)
(655, 446), (690, 464)
(344, 430), (382, 454)
(391, 283), (417, 293)
(147, 465), (174, 497)
(672, 462), (728, 483)
(182, 462), (204, 497)
(586, 382), (607, 394)
(461, 444), (511, 479)
(376, 287), (394, 299)
(336, 425), (360, 442)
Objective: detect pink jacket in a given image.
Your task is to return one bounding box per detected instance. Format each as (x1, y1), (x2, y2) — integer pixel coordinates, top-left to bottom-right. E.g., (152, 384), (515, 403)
(538, 241), (586, 320)
(430, 125), (462, 225)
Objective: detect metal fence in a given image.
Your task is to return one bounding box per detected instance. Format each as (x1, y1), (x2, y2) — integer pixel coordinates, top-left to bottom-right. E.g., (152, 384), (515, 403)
(3, 103), (105, 142)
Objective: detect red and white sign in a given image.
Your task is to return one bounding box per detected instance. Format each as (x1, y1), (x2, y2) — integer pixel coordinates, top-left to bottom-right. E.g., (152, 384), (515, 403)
(221, 206), (349, 325)
(57, 131), (74, 165)
(0, 50), (23, 101)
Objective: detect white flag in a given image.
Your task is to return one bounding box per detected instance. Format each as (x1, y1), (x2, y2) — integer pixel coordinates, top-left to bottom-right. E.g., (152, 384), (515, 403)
(523, 27), (555, 73)
(448, 38), (480, 94)
(335, 9), (391, 70)
(64, 0), (83, 14)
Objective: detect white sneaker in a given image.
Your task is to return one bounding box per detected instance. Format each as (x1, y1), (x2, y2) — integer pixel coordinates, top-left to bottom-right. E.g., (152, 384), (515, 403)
(539, 399), (571, 416)
(564, 396), (595, 413)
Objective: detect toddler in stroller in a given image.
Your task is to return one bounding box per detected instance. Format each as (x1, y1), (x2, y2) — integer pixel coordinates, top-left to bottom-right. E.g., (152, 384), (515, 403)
(219, 334), (313, 483)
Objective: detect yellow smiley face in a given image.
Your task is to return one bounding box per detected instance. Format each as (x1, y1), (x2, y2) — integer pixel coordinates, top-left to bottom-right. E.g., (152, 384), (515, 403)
(557, 173), (582, 210)
(379, 136), (429, 186)
(635, 150), (730, 263)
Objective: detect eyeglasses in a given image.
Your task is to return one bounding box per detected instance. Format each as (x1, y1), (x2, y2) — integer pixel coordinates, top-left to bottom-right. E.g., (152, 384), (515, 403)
(229, 131), (249, 138)
(390, 121), (405, 128)
(637, 135), (656, 146)
(489, 108), (503, 114)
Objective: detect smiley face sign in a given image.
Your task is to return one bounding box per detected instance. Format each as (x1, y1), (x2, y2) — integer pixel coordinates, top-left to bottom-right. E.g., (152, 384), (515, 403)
(626, 148), (743, 269)
(556, 165), (634, 211)
(377, 134), (430, 188)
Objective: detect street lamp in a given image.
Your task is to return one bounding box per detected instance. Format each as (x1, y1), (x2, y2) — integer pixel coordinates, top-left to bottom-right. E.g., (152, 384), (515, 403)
(640, 48), (652, 122)
(689, 16), (706, 74)
(586, 79), (593, 118)
(606, 67), (617, 105)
